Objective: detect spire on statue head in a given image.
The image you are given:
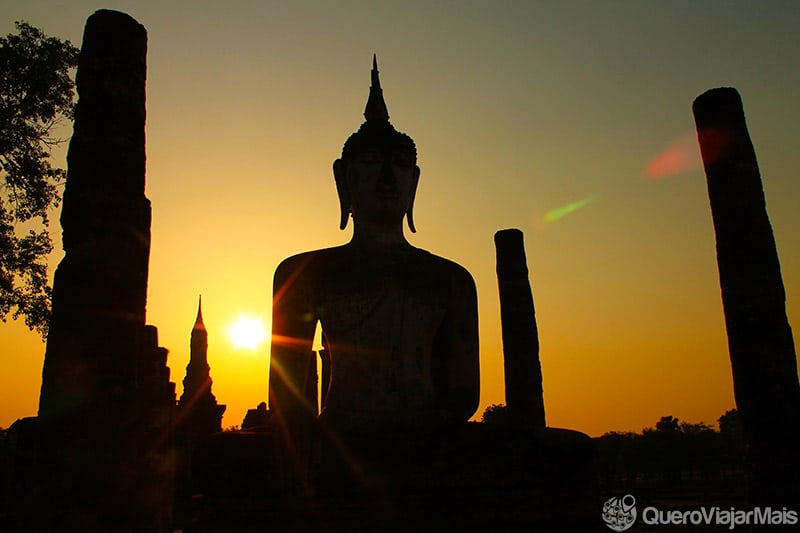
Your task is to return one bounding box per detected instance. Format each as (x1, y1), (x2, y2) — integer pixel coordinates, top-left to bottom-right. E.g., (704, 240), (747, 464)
(341, 54), (417, 165)
(364, 54), (389, 123)
(194, 294), (205, 332)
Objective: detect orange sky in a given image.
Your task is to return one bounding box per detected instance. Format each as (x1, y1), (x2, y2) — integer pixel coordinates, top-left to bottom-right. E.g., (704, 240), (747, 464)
(2, 1), (799, 437)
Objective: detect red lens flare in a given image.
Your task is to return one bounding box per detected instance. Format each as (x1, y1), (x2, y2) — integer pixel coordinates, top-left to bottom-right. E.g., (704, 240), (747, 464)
(645, 132), (701, 178)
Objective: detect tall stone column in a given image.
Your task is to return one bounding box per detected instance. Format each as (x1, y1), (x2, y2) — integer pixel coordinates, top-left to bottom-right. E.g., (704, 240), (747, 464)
(494, 229), (546, 428)
(693, 87), (800, 509)
(40, 9), (150, 422)
(36, 10), (174, 531)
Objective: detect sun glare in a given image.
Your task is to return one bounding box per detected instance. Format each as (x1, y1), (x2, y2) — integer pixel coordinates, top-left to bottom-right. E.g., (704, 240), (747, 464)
(227, 315), (268, 351)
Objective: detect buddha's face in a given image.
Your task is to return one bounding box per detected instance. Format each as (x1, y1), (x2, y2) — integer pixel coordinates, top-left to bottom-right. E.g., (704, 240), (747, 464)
(336, 144), (419, 228)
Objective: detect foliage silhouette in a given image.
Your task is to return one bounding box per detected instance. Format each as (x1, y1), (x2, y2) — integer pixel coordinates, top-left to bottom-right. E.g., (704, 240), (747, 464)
(718, 409), (742, 439)
(596, 410), (747, 498)
(0, 21), (79, 338)
(480, 403), (509, 425)
(653, 415), (681, 432)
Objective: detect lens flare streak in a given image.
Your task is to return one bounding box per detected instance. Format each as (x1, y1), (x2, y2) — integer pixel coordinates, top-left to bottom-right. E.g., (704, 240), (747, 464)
(645, 132), (701, 178)
(543, 196), (597, 224)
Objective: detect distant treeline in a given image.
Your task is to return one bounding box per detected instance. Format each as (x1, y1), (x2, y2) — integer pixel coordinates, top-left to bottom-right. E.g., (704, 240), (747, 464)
(594, 410), (747, 499)
(481, 404), (748, 500)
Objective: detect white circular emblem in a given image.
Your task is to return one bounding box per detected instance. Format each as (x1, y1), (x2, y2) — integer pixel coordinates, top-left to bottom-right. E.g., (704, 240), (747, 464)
(602, 494), (637, 531)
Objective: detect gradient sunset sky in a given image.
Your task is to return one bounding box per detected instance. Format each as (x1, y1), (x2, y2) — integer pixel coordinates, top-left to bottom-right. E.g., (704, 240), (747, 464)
(2, 1), (799, 437)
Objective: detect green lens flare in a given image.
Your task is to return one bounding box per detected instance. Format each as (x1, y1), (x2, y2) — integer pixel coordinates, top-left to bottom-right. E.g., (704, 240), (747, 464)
(543, 196), (596, 223)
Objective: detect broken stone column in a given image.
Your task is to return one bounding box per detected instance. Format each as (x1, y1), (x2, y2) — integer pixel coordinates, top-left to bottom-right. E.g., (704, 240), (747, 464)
(693, 87), (800, 508)
(40, 9), (150, 421)
(36, 10), (175, 531)
(494, 229), (545, 428)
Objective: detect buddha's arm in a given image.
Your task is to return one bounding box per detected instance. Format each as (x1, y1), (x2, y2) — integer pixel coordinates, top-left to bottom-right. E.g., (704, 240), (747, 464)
(437, 266), (480, 422)
(268, 254), (318, 424)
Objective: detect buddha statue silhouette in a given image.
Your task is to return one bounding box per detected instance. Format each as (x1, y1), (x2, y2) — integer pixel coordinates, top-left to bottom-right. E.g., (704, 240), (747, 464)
(268, 56), (479, 489)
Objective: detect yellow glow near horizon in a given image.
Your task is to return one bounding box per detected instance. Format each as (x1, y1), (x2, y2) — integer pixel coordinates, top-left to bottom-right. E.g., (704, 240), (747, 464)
(227, 315), (268, 351)
(2, 3), (799, 439)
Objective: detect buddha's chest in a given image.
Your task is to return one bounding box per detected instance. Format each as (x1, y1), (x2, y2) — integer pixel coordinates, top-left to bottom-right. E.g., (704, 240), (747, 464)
(315, 263), (447, 338)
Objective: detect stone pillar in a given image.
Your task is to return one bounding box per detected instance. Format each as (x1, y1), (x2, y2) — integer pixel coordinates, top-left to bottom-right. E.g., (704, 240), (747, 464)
(36, 10), (175, 531)
(494, 229), (546, 428)
(693, 87), (800, 509)
(40, 8), (150, 421)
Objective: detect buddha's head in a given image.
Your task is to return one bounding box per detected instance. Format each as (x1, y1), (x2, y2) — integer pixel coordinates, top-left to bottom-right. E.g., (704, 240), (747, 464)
(334, 56), (420, 233)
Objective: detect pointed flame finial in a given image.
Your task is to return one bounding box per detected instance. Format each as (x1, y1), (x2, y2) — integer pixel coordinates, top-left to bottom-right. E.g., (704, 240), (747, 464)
(364, 53), (389, 122)
(194, 295), (205, 331)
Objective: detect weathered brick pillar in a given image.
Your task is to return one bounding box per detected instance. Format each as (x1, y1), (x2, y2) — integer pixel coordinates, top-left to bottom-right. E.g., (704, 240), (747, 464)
(37, 10), (174, 531)
(693, 87), (800, 510)
(494, 229), (546, 428)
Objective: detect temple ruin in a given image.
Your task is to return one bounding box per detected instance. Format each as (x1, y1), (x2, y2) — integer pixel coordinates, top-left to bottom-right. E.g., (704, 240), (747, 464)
(35, 9), (175, 531)
(495, 228), (546, 428)
(6, 8), (799, 532)
(693, 87), (800, 511)
(176, 296), (226, 440)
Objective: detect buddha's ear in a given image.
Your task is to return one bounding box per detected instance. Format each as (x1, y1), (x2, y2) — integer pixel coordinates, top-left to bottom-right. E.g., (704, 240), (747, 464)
(333, 158), (349, 230)
(406, 165), (421, 233)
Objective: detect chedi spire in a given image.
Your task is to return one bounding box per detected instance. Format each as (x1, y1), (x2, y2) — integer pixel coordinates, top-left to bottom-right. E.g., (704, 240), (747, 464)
(178, 295), (225, 437)
(193, 294), (206, 334)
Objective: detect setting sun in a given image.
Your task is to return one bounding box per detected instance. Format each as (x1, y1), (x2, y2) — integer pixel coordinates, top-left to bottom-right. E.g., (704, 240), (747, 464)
(227, 315), (268, 351)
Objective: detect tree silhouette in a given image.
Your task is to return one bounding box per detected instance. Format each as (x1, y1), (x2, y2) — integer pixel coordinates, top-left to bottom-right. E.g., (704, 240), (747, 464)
(679, 421), (714, 434)
(718, 409), (742, 439)
(597, 411), (748, 495)
(654, 415), (680, 432)
(480, 403), (509, 425)
(0, 21), (79, 337)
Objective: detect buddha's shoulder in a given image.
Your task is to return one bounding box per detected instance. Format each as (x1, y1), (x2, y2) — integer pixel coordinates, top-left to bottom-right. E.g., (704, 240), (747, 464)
(275, 245), (474, 284)
(274, 246), (348, 278)
(411, 248), (474, 281)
